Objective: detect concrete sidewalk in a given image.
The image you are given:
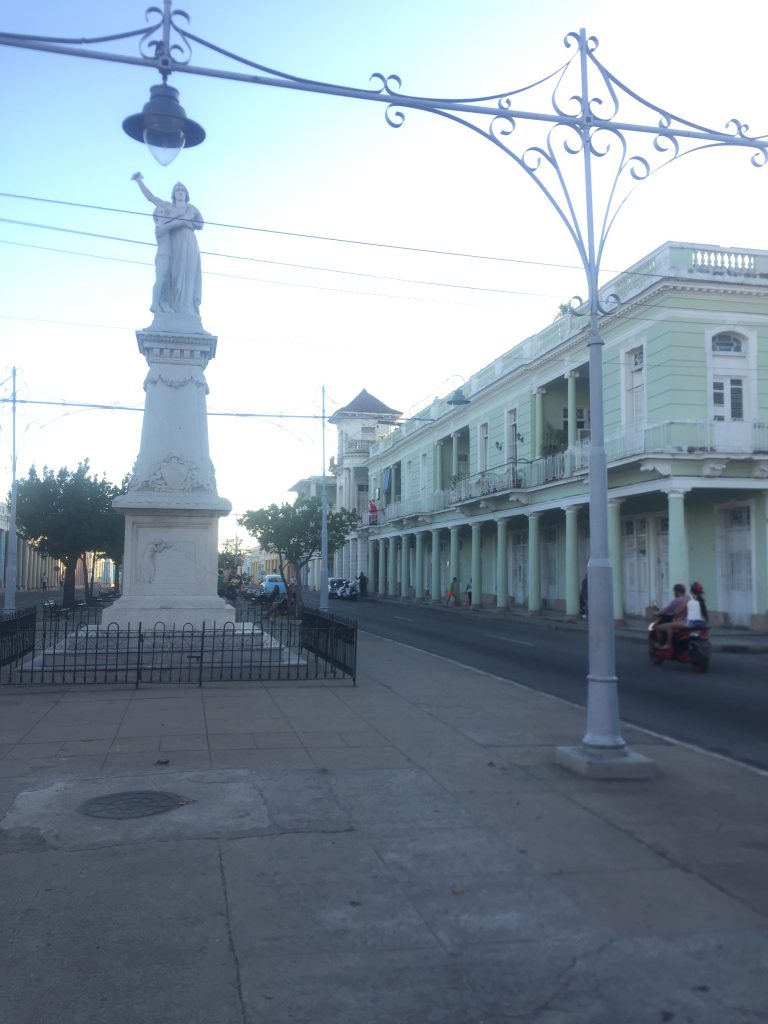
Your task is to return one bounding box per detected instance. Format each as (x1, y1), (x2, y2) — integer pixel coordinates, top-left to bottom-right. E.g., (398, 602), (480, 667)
(1, 633), (766, 1023)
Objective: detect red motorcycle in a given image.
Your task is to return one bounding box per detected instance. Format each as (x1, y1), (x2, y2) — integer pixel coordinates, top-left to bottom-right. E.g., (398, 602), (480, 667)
(648, 615), (711, 673)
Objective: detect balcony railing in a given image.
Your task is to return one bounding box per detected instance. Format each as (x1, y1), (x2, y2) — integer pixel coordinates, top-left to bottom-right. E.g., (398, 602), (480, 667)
(603, 419), (768, 459)
(359, 420), (768, 524)
(340, 439), (376, 459)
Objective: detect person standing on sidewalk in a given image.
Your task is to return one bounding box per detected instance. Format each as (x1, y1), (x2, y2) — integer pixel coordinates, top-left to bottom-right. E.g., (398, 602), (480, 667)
(465, 579), (473, 607)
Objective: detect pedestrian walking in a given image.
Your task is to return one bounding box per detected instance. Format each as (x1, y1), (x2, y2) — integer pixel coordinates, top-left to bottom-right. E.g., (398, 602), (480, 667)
(446, 577), (459, 607)
(465, 579), (473, 606)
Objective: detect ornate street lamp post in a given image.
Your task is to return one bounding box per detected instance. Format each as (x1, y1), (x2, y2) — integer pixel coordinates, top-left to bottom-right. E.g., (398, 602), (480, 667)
(2, 6), (766, 774)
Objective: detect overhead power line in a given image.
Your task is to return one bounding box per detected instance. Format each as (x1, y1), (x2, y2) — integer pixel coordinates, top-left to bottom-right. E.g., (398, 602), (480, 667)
(0, 190), (586, 272)
(0, 396), (325, 420)
(0, 224), (562, 299)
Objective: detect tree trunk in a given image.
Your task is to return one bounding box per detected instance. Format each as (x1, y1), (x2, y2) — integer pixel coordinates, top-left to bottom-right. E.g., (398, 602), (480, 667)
(62, 554), (78, 607)
(81, 553), (90, 601)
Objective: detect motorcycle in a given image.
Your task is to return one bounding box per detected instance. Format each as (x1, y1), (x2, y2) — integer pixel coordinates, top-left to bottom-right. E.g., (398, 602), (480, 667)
(648, 614), (711, 673)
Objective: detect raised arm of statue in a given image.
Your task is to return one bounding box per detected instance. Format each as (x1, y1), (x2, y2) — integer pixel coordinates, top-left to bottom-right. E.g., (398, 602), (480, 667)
(131, 171), (162, 208)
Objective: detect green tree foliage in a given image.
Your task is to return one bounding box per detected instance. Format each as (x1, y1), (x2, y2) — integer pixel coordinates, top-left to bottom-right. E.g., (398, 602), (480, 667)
(218, 538), (242, 574)
(238, 497), (358, 611)
(14, 461), (125, 606)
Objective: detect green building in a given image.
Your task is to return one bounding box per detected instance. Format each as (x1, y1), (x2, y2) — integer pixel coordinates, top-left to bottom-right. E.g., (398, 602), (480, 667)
(333, 242), (768, 629)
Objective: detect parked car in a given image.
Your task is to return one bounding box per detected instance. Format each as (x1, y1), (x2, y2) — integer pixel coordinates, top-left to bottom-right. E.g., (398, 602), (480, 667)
(259, 575), (288, 604)
(260, 574), (287, 595)
(328, 577), (347, 598)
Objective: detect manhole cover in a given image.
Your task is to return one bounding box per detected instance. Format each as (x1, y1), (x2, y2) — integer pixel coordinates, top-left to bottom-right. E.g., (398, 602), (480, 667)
(78, 791), (189, 820)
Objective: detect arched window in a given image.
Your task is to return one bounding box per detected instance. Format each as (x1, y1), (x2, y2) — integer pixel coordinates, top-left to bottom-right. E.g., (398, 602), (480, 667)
(711, 332), (743, 354)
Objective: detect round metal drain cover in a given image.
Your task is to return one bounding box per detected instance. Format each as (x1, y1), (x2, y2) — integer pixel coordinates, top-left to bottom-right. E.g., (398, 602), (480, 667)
(78, 791), (188, 820)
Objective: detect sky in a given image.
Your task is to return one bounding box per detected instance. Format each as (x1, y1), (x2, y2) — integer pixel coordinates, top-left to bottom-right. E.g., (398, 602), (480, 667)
(2, 0), (767, 547)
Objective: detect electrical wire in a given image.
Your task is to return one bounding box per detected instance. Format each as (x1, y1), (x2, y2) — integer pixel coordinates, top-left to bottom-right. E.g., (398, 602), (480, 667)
(0, 221), (568, 300)
(0, 190), (590, 272)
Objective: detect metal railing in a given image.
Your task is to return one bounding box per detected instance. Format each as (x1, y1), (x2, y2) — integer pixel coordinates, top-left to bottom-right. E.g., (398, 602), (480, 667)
(0, 606), (36, 667)
(359, 419), (768, 528)
(0, 603), (357, 686)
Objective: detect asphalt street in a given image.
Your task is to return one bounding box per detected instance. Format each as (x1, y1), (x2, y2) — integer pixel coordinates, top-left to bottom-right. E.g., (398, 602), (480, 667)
(323, 596), (768, 772)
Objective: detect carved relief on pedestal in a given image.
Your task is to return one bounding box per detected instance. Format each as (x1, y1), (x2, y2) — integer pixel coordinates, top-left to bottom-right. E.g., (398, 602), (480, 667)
(135, 536), (201, 586)
(143, 367), (209, 393)
(138, 539), (175, 583)
(130, 452), (216, 493)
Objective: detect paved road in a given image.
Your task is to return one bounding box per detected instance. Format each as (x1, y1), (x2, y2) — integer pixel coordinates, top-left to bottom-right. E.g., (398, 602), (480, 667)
(324, 597), (768, 771)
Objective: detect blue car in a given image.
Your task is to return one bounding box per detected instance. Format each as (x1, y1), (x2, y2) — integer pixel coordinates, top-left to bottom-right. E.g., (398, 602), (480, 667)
(260, 574), (287, 599)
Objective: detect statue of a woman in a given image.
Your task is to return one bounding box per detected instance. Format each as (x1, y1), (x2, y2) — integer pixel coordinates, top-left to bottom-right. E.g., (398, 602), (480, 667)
(131, 173), (203, 317)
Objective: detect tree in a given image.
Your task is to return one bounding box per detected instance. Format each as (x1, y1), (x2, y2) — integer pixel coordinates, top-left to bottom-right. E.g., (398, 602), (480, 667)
(238, 497), (359, 613)
(14, 461), (125, 607)
(218, 538), (242, 575)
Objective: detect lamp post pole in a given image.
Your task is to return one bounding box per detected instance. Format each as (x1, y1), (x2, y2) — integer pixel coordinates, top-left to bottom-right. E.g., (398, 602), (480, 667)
(319, 385), (329, 613)
(3, 367), (18, 613)
(3, 11), (766, 773)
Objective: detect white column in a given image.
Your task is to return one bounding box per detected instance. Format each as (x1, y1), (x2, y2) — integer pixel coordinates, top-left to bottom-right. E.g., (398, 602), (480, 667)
(400, 534), (410, 598)
(566, 371), (579, 449)
(565, 504), (582, 618)
(378, 540), (386, 596)
(496, 518), (508, 610)
(534, 388), (545, 458)
(608, 498), (624, 621)
(431, 528), (441, 603)
(470, 523), (481, 607)
(527, 512), (541, 612)
(449, 526), (460, 585)
(387, 537), (397, 596)
(414, 532), (425, 600)
(435, 441), (444, 491)
(666, 489), (690, 591)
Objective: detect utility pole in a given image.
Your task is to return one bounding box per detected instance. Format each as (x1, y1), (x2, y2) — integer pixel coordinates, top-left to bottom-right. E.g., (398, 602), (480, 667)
(3, 367), (18, 612)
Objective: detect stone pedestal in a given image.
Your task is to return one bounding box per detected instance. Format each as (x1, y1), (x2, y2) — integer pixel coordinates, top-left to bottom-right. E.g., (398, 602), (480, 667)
(104, 320), (235, 630)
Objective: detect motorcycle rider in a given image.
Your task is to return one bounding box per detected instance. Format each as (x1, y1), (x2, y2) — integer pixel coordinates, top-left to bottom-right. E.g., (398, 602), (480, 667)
(654, 583), (687, 650)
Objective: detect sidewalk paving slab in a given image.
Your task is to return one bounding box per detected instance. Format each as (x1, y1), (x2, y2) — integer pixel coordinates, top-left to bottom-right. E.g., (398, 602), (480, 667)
(0, 632), (766, 1023)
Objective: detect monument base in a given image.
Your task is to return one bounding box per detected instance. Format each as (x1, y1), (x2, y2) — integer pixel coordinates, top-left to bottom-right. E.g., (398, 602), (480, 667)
(105, 506), (233, 630)
(103, 595), (235, 631)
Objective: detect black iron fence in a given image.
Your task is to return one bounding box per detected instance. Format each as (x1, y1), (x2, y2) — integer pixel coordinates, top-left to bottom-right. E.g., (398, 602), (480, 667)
(0, 607), (37, 667)
(0, 602), (357, 686)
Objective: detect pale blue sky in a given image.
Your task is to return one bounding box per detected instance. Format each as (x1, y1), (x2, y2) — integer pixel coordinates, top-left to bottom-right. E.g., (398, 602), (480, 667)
(2, 0), (766, 538)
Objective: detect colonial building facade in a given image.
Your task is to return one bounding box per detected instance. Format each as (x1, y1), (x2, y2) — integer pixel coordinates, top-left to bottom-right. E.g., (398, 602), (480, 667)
(0, 503), (59, 591)
(333, 242), (768, 629)
(327, 389), (401, 583)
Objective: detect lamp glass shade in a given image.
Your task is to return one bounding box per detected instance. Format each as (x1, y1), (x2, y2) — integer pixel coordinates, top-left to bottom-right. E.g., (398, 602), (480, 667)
(144, 125), (185, 166)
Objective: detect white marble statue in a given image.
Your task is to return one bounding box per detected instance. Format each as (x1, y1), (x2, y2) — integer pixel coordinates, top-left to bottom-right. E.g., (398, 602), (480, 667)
(131, 173), (203, 317)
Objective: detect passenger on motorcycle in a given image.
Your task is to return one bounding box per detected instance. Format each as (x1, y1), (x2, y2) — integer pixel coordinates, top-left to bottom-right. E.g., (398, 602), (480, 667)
(687, 581), (709, 624)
